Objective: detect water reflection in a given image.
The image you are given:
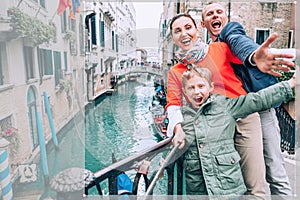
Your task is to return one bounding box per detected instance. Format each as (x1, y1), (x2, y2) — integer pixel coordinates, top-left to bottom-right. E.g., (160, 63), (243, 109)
(85, 75), (157, 171)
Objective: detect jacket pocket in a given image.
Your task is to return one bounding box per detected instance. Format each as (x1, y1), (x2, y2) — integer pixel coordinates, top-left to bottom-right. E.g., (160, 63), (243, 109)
(215, 151), (244, 190)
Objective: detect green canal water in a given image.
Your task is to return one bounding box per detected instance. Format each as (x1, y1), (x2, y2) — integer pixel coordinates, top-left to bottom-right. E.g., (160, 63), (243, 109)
(13, 74), (167, 198)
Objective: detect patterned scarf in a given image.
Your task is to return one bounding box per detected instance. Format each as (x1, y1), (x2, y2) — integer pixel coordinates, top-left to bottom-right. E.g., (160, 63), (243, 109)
(176, 38), (209, 69)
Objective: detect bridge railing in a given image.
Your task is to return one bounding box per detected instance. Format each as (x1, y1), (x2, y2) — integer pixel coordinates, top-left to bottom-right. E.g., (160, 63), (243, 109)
(85, 137), (185, 197)
(116, 66), (163, 77)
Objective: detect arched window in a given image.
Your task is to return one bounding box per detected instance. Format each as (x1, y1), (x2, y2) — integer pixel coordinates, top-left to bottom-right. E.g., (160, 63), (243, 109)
(27, 86), (39, 150)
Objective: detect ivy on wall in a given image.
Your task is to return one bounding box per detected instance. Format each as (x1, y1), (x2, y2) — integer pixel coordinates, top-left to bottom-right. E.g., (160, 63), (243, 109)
(7, 7), (56, 46)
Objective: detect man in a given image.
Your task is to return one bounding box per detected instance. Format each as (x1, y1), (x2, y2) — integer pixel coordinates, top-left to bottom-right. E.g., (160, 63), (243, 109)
(201, 2), (293, 196)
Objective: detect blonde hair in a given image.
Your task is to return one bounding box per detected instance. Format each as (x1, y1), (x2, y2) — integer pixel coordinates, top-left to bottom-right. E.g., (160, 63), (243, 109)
(182, 67), (212, 87)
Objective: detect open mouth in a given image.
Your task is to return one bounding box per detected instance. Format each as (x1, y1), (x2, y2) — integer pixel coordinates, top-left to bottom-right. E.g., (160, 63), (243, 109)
(212, 21), (221, 29)
(194, 96), (203, 104)
(181, 38), (191, 45)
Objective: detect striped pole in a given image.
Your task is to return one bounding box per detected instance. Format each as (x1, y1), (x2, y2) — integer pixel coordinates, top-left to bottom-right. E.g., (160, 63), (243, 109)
(0, 138), (13, 200)
(43, 92), (59, 149)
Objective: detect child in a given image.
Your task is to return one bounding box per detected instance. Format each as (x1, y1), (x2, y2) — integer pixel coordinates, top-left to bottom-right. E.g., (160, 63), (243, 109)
(180, 67), (295, 196)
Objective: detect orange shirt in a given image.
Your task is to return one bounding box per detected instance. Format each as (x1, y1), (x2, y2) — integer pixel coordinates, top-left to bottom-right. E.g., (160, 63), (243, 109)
(166, 42), (247, 109)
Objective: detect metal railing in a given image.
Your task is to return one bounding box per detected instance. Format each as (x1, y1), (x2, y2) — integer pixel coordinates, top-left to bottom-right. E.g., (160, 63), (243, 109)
(84, 137), (185, 197)
(116, 66), (163, 77)
(275, 104), (296, 154)
(84, 105), (296, 197)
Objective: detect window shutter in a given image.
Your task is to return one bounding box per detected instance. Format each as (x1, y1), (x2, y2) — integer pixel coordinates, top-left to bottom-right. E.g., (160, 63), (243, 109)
(100, 21), (105, 47)
(91, 15), (97, 45)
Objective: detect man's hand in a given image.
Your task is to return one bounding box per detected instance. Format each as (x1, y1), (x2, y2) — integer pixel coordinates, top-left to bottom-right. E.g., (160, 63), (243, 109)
(252, 32), (295, 77)
(172, 123), (185, 149)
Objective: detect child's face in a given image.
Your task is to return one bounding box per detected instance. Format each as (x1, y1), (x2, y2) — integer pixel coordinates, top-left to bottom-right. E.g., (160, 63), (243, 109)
(183, 75), (214, 109)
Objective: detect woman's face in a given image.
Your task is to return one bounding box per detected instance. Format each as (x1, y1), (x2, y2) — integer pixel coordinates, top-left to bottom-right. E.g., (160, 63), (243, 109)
(171, 16), (199, 51)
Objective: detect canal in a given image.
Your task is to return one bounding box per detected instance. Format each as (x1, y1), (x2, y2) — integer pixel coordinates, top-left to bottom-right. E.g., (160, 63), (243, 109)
(13, 74), (167, 198)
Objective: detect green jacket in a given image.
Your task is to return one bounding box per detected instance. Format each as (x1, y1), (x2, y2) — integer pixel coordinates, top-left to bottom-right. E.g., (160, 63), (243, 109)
(182, 81), (293, 196)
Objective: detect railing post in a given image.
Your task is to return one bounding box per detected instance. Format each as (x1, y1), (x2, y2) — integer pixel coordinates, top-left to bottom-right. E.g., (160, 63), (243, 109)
(0, 138), (13, 200)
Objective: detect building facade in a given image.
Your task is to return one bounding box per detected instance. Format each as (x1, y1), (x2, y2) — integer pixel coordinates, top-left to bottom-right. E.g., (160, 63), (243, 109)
(159, 0), (296, 78)
(84, 1), (136, 99)
(0, 0), (86, 181)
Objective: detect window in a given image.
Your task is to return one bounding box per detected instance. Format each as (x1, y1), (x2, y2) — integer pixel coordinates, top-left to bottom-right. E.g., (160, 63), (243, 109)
(24, 46), (35, 81)
(116, 34), (119, 52)
(100, 21), (105, 47)
(0, 115), (13, 133)
(39, 0), (46, 8)
(79, 15), (85, 56)
(34, 0), (45, 8)
(64, 52), (68, 71)
(256, 29), (270, 45)
(27, 86), (39, 150)
(37, 48), (53, 76)
(69, 18), (76, 32)
(112, 31), (115, 50)
(53, 51), (62, 86)
(0, 42), (5, 85)
(288, 30), (293, 48)
(91, 15), (97, 45)
(100, 58), (103, 73)
(61, 11), (68, 33)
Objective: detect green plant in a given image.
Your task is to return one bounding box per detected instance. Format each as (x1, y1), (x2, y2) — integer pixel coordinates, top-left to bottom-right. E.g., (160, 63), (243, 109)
(63, 30), (76, 43)
(8, 7), (56, 45)
(277, 71), (294, 82)
(277, 70), (295, 100)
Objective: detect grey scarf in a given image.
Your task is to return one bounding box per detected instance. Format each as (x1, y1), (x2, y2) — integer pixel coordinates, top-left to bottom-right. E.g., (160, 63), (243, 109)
(176, 38), (209, 69)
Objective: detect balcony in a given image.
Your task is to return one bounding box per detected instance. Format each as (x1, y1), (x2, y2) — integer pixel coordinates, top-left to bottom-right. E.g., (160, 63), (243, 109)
(85, 52), (98, 70)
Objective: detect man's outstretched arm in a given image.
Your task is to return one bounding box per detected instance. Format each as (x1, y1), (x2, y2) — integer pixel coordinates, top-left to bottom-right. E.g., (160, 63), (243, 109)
(218, 22), (294, 77)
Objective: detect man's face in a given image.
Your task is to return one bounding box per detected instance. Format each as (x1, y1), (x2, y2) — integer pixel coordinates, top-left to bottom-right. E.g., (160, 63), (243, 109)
(201, 3), (228, 40)
(183, 75), (213, 109)
(171, 16), (199, 52)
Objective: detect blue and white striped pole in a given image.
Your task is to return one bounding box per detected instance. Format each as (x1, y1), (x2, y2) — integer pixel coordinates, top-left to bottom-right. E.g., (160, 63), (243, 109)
(0, 138), (13, 200)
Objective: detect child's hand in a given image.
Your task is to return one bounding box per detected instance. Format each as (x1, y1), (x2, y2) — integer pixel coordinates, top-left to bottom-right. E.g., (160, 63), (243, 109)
(287, 72), (296, 89)
(172, 124), (185, 149)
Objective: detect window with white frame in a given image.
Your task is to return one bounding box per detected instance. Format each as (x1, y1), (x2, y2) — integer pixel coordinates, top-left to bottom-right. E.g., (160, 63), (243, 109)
(53, 51), (62, 86)
(37, 48), (53, 76)
(256, 29), (270, 45)
(0, 42), (6, 85)
(288, 30), (294, 48)
(24, 46), (35, 81)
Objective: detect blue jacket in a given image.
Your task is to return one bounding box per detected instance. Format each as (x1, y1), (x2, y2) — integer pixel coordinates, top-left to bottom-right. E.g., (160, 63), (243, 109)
(216, 22), (278, 92)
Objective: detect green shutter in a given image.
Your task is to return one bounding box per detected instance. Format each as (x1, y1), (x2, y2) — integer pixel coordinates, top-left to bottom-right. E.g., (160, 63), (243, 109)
(91, 15), (97, 45)
(100, 21), (105, 47)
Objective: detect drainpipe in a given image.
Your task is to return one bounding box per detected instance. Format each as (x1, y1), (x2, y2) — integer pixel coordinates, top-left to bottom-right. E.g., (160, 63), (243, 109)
(228, 0), (231, 22)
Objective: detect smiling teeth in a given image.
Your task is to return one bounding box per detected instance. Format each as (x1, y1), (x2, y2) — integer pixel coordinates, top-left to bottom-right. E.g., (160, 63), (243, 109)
(182, 38), (190, 43)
